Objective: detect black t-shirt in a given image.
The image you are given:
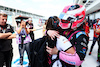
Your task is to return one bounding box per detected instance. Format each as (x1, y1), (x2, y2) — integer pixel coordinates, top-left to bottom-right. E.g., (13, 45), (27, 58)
(26, 23), (34, 40)
(27, 23), (34, 29)
(0, 24), (14, 51)
(27, 23), (34, 34)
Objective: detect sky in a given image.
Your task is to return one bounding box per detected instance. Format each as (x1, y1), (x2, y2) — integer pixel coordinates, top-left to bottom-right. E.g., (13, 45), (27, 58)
(0, 0), (74, 18)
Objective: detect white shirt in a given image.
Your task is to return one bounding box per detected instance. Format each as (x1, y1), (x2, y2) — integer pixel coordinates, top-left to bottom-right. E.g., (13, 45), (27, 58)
(52, 35), (72, 67)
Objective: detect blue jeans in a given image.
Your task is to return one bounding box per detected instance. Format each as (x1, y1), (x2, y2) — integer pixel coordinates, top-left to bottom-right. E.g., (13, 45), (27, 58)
(19, 42), (31, 65)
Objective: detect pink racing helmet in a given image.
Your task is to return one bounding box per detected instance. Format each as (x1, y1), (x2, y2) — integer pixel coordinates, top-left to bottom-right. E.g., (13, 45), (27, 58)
(59, 4), (86, 29)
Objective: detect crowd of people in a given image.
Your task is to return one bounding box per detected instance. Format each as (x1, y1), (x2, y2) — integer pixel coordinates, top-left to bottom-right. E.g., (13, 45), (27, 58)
(0, 3), (100, 67)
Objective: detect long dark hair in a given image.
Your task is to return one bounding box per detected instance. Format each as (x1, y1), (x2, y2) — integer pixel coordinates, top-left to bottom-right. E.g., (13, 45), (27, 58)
(46, 16), (59, 48)
(46, 17), (54, 30)
(46, 16), (61, 31)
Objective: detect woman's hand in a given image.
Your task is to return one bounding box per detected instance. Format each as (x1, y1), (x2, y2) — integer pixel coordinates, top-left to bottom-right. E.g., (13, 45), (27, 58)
(46, 46), (58, 55)
(47, 30), (60, 40)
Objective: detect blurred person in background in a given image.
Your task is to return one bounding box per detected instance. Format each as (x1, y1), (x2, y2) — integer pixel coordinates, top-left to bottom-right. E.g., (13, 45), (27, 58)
(83, 19), (90, 37)
(90, 20), (93, 29)
(16, 20), (32, 67)
(26, 18), (36, 41)
(92, 18), (100, 63)
(89, 18), (100, 56)
(0, 11), (16, 67)
(42, 20), (47, 36)
(92, 19), (100, 67)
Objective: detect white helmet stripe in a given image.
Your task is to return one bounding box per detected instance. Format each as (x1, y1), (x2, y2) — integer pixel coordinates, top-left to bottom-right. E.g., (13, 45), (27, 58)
(63, 14), (76, 20)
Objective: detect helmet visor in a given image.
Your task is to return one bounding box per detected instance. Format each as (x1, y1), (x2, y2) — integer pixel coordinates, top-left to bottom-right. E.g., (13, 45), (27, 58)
(61, 19), (70, 23)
